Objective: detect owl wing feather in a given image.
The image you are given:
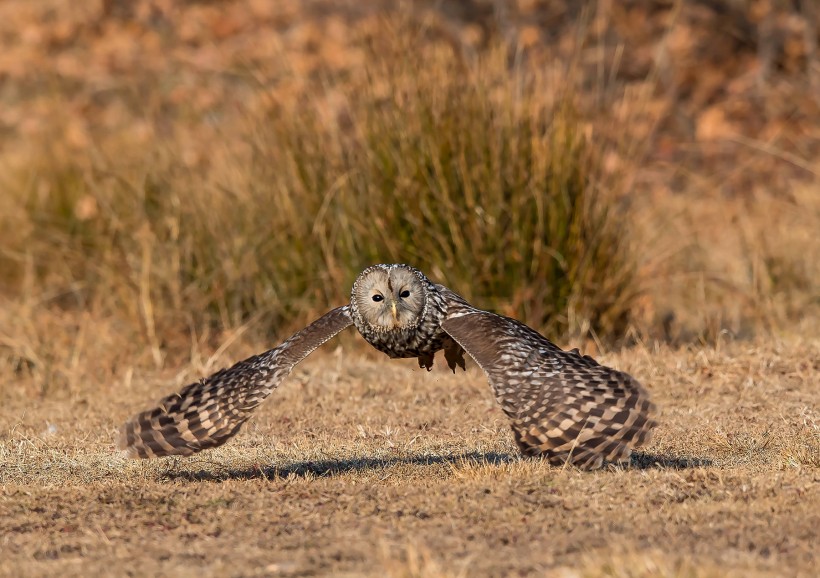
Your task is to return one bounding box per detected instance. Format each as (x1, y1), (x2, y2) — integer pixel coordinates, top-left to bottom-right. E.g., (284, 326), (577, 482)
(119, 306), (353, 458)
(439, 288), (657, 469)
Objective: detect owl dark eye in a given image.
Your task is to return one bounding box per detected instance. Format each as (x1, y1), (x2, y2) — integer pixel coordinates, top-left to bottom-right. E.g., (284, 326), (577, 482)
(372, 294), (384, 302)
(399, 290), (411, 299)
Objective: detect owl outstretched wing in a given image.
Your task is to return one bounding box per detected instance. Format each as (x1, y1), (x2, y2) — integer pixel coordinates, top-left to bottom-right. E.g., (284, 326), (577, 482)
(119, 306), (353, 458)
(439, 288), (657, 469)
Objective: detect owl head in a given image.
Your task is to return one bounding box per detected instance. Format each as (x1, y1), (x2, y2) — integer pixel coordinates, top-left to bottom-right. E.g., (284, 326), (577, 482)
(350, 264), (428, 331)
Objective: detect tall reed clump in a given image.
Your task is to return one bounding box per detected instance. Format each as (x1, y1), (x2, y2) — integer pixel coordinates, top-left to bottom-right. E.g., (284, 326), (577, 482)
(253, 39), (639, 340)
(2, 32), (639, 355)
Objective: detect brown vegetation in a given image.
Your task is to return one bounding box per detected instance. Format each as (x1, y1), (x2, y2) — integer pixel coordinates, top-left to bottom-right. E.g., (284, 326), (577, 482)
(1, 1), (818, 576)
(2, 339), (818, 577)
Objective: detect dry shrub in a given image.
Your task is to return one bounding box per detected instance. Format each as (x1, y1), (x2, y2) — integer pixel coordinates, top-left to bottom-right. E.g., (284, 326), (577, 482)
(631, 184), (820, 344)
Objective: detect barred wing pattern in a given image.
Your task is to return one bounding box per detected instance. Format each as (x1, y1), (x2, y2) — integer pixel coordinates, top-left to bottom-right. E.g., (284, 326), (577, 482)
(119, 306), (353, 458)
(440, 290), (656, 469)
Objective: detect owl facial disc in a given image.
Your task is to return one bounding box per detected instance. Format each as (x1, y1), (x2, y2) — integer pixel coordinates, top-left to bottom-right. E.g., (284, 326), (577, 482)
(352, 265), (426, 330)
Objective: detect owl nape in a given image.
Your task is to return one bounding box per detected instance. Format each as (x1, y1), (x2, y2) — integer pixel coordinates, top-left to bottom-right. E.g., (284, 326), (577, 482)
(119, 264), (657, 469)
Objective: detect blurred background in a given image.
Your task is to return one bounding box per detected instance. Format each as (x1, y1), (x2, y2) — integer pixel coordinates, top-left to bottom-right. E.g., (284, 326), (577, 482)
(0, 0), (818, 383)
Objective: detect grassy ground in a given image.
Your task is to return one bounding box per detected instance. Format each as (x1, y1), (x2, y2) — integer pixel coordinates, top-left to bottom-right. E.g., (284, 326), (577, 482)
(1, 333), (818, 577)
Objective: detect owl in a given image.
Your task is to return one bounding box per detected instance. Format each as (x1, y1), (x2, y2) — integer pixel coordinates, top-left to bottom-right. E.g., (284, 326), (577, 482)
(119, 264), (656, 469)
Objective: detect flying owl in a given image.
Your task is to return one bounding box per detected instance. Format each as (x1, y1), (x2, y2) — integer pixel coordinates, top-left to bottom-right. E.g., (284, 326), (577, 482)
(120, 264), (656, 469)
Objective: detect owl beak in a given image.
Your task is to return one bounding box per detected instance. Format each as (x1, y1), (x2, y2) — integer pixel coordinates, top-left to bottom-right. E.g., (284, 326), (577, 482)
(390, 300), (398, 324)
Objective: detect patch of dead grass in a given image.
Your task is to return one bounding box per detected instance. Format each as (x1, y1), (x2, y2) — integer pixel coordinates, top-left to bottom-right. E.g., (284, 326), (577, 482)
(1, 336), (818, 577)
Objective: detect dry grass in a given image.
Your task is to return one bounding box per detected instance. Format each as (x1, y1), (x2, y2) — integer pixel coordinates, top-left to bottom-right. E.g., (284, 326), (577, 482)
(630, 182), (820, 343)
(1, 334), (818, 577)
(2, 3), (817, 351)
(0, 28), (642, 346)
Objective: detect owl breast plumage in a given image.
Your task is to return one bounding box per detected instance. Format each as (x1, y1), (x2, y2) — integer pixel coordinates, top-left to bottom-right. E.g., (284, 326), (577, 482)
(348, 264), (464, 371)
(119, 263), (657, 469)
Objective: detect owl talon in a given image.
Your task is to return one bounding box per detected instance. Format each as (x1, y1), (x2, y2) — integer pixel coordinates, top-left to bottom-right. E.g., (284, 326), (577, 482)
(444, 341), (466, 373)
(417, 353), (434, 371)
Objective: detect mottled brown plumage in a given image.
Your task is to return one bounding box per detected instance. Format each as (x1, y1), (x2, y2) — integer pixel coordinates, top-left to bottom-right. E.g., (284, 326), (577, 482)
(119, 307), (352, 458)
(120, 264), (657, 468)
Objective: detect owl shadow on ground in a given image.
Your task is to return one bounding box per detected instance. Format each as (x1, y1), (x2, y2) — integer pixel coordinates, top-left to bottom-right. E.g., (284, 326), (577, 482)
(160, 451), (514, 482)
(159, 451), (711, 482)
(628, 452), (712, 470)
